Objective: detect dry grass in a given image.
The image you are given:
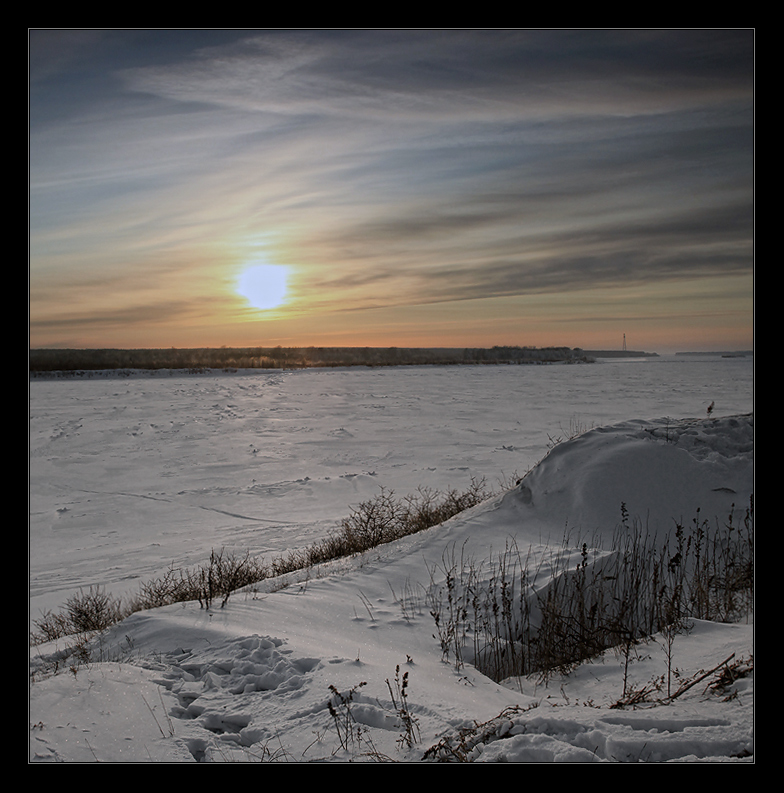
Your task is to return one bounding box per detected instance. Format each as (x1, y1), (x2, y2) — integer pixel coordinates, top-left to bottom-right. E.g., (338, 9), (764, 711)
(31, 482), (753, 696)
(30, 480), (492, 646)
(425, 497), (754, 683)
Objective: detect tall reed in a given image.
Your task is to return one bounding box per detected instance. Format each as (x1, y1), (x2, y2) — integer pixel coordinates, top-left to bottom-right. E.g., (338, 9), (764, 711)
(426, 497), (753, 683)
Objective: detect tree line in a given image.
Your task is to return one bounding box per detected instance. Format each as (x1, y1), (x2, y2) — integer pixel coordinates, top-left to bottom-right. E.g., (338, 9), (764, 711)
(29, 345), (596, 373)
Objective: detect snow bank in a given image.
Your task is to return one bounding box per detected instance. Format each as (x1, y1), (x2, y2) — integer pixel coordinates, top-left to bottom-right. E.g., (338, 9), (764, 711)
(507, 414), (753, 546)
(29, 414), (753, 763)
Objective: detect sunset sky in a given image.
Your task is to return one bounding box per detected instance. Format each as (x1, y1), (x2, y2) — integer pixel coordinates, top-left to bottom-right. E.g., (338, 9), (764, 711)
(29, 29), (754, 353)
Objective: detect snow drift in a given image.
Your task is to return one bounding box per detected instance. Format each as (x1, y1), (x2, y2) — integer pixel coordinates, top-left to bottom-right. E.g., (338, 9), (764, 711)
(29, 413), (754, 763)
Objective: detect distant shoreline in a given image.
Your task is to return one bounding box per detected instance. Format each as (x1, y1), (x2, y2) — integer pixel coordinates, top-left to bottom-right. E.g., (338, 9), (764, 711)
(27, 345), (659, 376)
(675, 350), (753, 357)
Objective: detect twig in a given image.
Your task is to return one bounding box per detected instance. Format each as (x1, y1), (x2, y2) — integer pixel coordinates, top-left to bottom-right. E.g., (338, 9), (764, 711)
(664, 653), (736, 703)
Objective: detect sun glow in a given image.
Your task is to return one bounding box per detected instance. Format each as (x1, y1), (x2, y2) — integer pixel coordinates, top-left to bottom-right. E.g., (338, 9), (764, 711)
(236, 263), (290, 311)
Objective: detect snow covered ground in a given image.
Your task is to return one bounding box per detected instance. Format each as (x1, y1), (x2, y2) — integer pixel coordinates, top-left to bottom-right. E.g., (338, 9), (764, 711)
(29, 356), (754, 762)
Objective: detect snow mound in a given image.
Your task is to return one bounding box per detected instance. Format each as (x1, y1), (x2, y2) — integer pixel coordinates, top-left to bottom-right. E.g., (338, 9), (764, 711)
(507, 414), (753, 546)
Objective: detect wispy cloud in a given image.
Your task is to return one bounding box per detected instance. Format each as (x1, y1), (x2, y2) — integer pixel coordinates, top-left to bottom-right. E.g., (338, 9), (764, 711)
(29, 29), (754, 350)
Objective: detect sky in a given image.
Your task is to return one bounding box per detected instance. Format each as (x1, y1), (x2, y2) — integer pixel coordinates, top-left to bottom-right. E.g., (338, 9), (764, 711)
(29, 29), (754, 353)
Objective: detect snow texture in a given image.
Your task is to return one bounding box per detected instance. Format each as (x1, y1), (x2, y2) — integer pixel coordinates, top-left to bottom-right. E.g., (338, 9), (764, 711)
(29, 358), (753, 762)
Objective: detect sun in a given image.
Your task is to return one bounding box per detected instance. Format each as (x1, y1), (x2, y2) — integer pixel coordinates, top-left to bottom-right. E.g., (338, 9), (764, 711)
(236, 263), (289, 311)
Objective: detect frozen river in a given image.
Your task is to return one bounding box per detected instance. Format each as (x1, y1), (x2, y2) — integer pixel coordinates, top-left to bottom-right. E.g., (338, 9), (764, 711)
(29, 354), (753, 621)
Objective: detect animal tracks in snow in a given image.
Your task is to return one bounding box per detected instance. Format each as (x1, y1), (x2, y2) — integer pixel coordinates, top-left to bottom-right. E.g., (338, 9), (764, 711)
(426, 705), (753, 763)
(149, 636), (321, 753)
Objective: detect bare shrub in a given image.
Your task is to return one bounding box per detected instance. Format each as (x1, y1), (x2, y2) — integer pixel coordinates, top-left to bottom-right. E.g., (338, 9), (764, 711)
(180, 548), (268, 610)
(65, 586), (124, 634)
(128, 564), (196, 610)
(338, 479), (491, 554)
(31, 481), (493, 646)
(340, 487), (407, 550)
(31, 609), (71, 644)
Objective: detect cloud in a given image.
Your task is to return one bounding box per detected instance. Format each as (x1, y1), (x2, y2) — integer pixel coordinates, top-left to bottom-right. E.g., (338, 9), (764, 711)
(116, 30), (753, 120)
(29, 29), (754, 348)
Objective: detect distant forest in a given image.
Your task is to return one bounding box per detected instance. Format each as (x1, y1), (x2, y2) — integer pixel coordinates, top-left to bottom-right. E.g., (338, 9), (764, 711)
(28, 345), (624, 375)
